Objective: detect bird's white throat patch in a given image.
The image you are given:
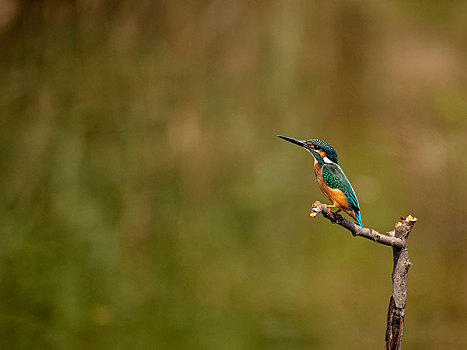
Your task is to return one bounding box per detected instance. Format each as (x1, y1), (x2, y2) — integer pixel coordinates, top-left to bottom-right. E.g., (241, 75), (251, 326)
(306, 149), (318, 163)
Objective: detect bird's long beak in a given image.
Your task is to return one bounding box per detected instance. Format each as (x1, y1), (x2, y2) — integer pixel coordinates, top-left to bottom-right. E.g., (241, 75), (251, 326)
(277, 135), (310, 149)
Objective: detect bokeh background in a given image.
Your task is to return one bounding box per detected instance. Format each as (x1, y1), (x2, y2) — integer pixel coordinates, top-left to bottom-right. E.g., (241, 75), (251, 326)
(1, 1), (466, 349)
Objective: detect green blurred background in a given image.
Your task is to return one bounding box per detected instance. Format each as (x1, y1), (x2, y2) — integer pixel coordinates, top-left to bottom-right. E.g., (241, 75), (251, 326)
(1, 1), (466, 349)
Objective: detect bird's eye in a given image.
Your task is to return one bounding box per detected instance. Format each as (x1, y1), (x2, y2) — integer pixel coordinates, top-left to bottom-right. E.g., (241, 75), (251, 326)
(314, 145), (320, 150)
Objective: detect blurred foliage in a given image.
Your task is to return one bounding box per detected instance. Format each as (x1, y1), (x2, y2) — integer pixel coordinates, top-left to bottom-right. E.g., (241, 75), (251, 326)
(0, 0), (466, 349)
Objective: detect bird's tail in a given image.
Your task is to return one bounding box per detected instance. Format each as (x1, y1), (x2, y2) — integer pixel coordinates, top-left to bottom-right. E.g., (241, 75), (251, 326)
(355, 210), (364, 228)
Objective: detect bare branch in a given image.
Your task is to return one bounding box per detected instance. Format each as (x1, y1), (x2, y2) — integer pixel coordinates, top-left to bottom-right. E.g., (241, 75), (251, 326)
(310, 201), (404, 248)
(308, 200), (417, 350)
(385, 215), (417, 350)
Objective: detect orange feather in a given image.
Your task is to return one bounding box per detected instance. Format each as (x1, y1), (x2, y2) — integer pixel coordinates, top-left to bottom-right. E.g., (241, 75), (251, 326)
(313, 162), (358, 222)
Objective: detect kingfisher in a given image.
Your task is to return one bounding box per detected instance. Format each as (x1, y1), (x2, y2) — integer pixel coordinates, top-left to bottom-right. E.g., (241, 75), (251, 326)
(278, 135), (364, 228)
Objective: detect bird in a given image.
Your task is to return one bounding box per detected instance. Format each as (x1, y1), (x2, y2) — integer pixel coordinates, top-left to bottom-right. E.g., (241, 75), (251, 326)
(278, 135), (364, 228)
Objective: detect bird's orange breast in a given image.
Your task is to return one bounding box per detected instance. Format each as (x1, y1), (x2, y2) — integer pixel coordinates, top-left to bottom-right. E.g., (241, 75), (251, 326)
(313, 162), (350, 210)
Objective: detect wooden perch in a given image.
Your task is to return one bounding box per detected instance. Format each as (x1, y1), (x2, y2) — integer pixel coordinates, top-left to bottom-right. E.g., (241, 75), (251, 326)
(310, 201), (417, 350)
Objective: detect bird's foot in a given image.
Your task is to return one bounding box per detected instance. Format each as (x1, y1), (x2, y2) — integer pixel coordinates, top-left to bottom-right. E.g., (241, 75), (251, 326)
(310, 201), (340, 223)
(326, 205), (342, 214)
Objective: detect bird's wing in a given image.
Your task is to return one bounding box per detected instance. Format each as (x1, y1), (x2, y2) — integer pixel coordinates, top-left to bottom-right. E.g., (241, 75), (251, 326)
(322, 163), (360, 211)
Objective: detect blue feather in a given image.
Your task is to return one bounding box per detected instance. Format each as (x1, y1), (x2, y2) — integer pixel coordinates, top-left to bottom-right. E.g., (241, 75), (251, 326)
(355, 210), (364, 228)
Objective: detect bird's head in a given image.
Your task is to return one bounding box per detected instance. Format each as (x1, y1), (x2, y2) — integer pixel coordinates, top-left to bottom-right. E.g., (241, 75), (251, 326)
(278, 135), (338, 164)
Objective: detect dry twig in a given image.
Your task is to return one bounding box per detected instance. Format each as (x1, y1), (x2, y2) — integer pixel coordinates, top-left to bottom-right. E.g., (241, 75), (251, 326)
(310, 201), (417, 350)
